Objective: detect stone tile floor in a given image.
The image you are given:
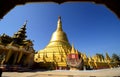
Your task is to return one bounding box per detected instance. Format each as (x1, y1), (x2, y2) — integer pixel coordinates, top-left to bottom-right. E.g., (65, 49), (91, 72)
(2, 67), (120, 77)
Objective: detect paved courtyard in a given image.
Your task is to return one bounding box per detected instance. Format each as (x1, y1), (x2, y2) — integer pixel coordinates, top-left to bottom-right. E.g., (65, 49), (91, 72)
(2, 67), (120, 77)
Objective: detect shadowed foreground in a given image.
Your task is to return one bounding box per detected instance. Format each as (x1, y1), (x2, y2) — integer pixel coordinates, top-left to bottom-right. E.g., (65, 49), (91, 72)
(2, 67), (120, 77)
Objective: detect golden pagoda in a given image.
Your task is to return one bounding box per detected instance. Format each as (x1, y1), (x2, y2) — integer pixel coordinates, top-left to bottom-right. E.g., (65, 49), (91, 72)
(34, 16), (72, 70)
(34, 16), (118, 70)
(0, 21), (35, 71)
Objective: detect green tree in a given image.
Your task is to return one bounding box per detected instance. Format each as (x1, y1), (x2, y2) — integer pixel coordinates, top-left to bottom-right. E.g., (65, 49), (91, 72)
(112, 53), (120, 65)
(112, 53), (120, 61)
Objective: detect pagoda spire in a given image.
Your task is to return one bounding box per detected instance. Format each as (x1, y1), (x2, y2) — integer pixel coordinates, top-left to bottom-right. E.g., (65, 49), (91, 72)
(71, 44), (76, 54)
(105, 52), (111, 61)
(56, 16), (63, 31)
(13, 21), (27, 41)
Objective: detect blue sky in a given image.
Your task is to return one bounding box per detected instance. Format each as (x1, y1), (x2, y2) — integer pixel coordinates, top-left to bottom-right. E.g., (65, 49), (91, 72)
(0, 2), (120, 57)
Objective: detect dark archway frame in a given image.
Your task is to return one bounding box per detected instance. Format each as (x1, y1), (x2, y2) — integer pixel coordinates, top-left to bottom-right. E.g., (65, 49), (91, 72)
(0, 0), (120, 19)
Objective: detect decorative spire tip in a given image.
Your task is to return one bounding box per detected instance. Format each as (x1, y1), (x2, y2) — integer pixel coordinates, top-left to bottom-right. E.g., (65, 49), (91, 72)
(58, 16), (61, 20)
(24, 20), (28, 26)
(57, 16), (62, 31)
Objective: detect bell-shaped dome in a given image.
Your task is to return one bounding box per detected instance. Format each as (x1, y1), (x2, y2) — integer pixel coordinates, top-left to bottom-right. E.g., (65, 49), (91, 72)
(46, 16), (71, 48)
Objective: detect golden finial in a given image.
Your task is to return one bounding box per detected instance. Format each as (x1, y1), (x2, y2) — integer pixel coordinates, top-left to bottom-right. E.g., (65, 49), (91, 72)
(76, 50), (79, 54)
(57, 16), (62, 31)
(58, 16), (61, 20)
(71, 44), (76, 54)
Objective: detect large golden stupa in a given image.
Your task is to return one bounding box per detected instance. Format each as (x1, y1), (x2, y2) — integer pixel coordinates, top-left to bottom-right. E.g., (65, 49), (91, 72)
(34, 16), (72, 69)
(34, 16), (118, 70)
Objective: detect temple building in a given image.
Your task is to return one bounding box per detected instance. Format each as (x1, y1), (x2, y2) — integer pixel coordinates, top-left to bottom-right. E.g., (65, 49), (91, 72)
(0, 17), (118, 71)
(0, 22), (35, 71)
(34, 16), (118, 70)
